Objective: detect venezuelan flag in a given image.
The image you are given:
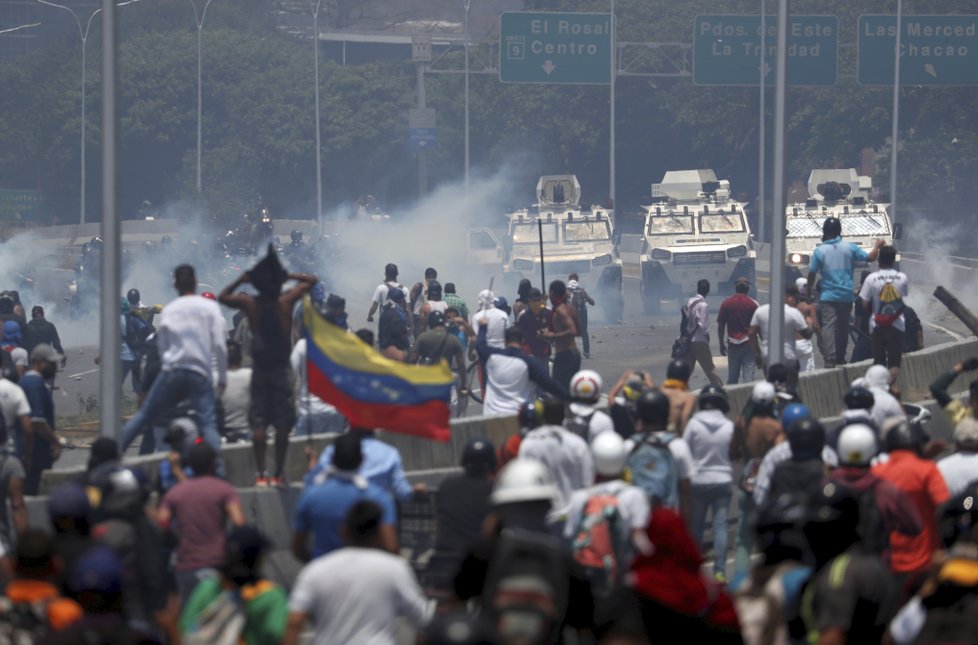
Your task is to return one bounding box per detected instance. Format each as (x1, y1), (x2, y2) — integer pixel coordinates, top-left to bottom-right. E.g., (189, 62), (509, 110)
(303, 297), (453, 441)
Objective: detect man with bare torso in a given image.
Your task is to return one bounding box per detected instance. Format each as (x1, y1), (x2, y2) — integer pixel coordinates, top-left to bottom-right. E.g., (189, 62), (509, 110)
(661, 359), (696, 436)
(541, 280), (580, 392)
(219, 246), (318, 486)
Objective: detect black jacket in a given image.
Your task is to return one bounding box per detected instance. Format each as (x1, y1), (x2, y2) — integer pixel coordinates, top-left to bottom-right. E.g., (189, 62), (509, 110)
(25, 318), (63, 355)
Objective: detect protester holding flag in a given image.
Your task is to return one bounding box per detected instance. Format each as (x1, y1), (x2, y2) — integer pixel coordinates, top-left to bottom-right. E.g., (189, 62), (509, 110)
(220, 245), (318, 486)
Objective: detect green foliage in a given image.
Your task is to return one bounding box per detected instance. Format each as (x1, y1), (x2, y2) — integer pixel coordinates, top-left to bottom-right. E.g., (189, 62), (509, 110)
(1, 0), (978, 229)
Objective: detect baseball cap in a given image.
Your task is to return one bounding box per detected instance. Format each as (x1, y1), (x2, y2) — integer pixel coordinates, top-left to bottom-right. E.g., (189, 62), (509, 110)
(30, 343), (63, 364)
(954, 417), (978, 445)
(48, 482), (91, 520)
(71, 545), (124, 595)
(494, 296), (509, 310)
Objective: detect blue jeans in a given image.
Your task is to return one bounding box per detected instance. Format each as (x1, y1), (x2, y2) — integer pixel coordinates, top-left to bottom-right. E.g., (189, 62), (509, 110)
(691, 482), (732, 576)
(726, 342), (756, 385)
(120, 368), (223, 474)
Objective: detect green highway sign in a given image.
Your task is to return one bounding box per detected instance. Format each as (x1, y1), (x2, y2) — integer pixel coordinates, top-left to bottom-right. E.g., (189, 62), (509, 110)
(858, 15), (978, 86)
(0, 189), (41, 222)
(693, 15), (838, 86)
(499, 12), (611, 84)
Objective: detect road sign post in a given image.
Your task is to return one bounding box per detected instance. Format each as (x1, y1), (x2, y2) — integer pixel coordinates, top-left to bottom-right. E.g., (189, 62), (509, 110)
(693, 14), (838, 85)
(858, 15), (978, 85)
(499, 12), (612, 84)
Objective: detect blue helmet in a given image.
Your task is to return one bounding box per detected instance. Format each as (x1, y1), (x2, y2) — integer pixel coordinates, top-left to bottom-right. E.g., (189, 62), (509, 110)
(781, 403), (812, 432)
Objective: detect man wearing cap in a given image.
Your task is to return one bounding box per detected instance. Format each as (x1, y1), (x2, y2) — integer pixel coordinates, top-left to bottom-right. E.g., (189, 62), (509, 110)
(18, 343), (62, 495)
(937, 418), (978, 496)
(411, 311), (468, 406)
(716, 277), (758, 384)
(24, 305), (64, 363)
(220, 250), (318, 486)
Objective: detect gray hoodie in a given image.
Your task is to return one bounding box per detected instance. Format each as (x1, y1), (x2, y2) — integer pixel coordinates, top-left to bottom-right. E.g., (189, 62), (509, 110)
(684, 409), (734, 486)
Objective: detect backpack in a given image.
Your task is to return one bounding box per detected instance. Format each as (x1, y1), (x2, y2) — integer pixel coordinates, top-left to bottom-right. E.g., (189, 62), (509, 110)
(571, 485), (629, 593)
(626, 432), (679, 508)
(124, 313), (153, 354)
(733, 562), (811, 645)
(0, 596), (53, 644)
(873, 275), (905, 327)
(569, 287), (588, 311)
(183, 589), (246, 645)
(416, 331), (450, 366)
(564, 411), (595, 441)
(482, 528), (570, 645)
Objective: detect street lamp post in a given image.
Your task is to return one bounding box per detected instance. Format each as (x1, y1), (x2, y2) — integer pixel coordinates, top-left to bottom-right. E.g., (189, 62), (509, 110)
(36, 0), (141, 225)
(310, 0), (323, 220)
(191, 0), (216, 197)
(463, 0), (471, 195)
(889, 0), (903, 227)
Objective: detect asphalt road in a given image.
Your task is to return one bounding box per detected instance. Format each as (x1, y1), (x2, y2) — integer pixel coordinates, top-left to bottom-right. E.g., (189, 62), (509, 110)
(45, 270), (972, 470)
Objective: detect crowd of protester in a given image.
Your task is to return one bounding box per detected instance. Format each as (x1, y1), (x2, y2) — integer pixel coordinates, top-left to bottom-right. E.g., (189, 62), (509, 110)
(0, 231), (973, 644)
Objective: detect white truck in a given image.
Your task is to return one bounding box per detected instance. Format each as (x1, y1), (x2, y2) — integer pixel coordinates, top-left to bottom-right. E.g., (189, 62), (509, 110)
(784, 168), (901, 281)
(467, 175), (624, 322)
(639, 170), (755, 314)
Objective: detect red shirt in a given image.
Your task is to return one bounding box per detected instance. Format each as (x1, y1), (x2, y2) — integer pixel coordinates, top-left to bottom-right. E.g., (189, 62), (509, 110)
(716, 293), (758, 344)
(872, 451), (950, 573)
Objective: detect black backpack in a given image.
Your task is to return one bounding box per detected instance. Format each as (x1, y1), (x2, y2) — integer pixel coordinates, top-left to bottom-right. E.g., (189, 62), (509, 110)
(482, 528), (570, 644)
(564, 411), (595, 440)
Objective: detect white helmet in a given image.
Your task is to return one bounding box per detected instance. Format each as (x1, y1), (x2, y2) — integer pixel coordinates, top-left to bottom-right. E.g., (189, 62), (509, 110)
(751, 381), (776, 404)
(837, 424), (878, 466)
(865, 365), (890, 390)
(591, 432), (627, 477)
(795, 277), (808, 296)
(490, 458), (558, 506)
(570, 370), (603, 403)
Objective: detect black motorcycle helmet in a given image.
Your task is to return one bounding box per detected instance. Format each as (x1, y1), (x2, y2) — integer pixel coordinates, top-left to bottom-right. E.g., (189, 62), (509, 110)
(787, 418), (826, 461)
(636, 389), (671, 429)
(698, 384), (729, 413)
(822, 217), (842, 241)
(939, 483), (978, 549)
(666, 359), (692, 383)
(90, 236), (103, 250)
(844, 386), (874, 411)
(804, 482), (862, 567)
(291, 229), (302, 243)
(126, 289), (140, 306)
(427, 280), (442, 300)
(461, 437), (497, 475)
(882, 417), (925, 453)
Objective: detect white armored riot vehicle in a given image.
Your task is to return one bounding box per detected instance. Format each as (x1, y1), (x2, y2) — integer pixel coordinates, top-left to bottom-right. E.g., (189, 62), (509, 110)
(784, 169), (901, 280)
(639, 170), (755, 314)
(467, 175), (624, 322)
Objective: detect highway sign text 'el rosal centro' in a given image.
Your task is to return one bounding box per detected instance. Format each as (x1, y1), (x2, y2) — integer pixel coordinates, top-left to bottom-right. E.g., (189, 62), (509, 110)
(500, 12), (611, 84)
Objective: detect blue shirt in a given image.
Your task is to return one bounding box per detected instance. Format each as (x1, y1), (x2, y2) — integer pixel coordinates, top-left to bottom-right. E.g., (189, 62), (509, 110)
(315, 436), (413, 502)
(294, 473), (396, 558)
(18, 370), (53, 457)
(809, 237), (870, 303)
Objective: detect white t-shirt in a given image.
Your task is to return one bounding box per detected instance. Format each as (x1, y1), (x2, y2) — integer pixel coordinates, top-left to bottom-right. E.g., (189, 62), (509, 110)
(371, 282), (409, 309)
(563, 480), (650, 540)
(471, 307), (509, 348)
(938, 451), (978, 496)
(290, 339), (337, 416)
(750, 303), (809, 361)
(0, 379), (30, 442)
(289, 546), (432, 645)
(157, 295), (228, 384)
(519, 425), (595, 519)
(859, 268), (909, 332)
(220, 367), (252, 431)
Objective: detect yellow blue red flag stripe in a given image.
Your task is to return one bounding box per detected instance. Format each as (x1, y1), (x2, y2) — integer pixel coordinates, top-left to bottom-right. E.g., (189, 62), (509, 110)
(303, 297), (453, 441)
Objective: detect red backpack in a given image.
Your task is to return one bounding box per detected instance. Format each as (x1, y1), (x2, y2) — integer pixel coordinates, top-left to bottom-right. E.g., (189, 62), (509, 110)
(571, 486), (629, 593)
